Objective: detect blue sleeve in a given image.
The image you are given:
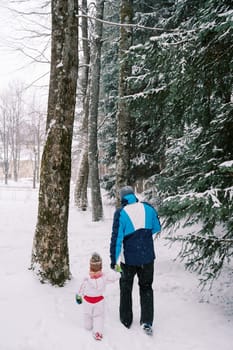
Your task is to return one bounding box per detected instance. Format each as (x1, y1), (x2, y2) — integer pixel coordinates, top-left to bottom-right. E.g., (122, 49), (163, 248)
(143, 202), (161, 234)
(152, 208), (161, 234)
(110, 209), (122, 265)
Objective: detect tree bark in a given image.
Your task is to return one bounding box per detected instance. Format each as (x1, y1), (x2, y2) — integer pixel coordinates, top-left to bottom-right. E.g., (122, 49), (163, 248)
(74, 0), (90, 211)
(115, 0), (133, 206)
(31, 0), (79, 286)
(88, 0), (104, 221)
(74, 90), (89, 210)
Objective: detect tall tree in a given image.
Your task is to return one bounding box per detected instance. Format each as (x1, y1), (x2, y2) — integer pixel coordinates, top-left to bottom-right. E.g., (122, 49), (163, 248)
(31, 0), (79, 286)
(98, 0), (120, 198)
(115, 0), (133, 205)
(74, 0), (90, 211)
(88, 0), (104, 221)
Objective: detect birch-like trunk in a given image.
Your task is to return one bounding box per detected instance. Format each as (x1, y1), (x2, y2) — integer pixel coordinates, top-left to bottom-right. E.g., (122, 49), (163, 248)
(31, 0), (79, 286)
(74, 0), (90, 210)
(74, 88), (89, 210)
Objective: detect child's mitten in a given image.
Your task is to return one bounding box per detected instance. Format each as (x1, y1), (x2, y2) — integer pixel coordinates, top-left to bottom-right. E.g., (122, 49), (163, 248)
(75, 294), (83, 304)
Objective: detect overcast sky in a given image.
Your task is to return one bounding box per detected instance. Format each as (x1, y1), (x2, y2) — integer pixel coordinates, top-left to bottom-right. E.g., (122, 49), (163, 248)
(0, 1), (50, 94)
(0, 4), (21, 90)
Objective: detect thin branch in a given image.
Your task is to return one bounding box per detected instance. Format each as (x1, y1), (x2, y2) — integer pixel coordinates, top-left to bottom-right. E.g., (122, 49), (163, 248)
(23, 71), (49, 91)
(77, 13), (179, 32)
(15, 46), (49, 64)
(5, 4), (50, 16)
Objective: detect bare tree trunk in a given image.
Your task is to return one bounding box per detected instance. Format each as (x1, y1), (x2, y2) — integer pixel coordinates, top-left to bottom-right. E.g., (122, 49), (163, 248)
(8, 83), (24, 182)
(115, 0), (133, 206)
(74, 144), (89, 210)
(31, 0), (79, 286)
(0, 86), (23, 184)
(2, 109), (9, 185)
(29, 98), (45, 189)
(88, 0), (104, 221)
(74, 90), (89, 210)
(74, 0), (90, 211)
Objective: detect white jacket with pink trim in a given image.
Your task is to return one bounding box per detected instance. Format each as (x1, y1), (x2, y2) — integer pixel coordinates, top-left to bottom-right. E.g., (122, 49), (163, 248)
(78, 271), (119, 299)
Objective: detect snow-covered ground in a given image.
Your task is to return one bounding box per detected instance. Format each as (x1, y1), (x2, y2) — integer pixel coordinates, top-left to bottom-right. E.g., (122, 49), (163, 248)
(0, 181), (232, 350)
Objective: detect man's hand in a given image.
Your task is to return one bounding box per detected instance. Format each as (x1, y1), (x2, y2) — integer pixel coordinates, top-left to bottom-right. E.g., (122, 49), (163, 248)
(115, 264), (122, 273)
(110, 263), (115, 270)
(110, 263), (122, 273)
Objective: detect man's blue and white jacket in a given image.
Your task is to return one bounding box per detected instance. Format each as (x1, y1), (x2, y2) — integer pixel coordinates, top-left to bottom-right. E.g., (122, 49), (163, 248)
(110, 193), (161, 266)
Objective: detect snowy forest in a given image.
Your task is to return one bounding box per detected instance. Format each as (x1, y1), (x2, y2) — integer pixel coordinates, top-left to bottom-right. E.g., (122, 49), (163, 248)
(0, 0), (232, 288)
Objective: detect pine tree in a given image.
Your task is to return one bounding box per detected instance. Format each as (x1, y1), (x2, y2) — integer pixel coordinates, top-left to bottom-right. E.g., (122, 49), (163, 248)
(150, 0), (233, 283)
(99, 0), (233, 283)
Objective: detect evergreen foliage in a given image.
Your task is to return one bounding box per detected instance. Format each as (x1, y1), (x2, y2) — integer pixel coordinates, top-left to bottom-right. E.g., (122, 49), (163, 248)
(142, 0), (233, 284)
(100, 0), (233, 283)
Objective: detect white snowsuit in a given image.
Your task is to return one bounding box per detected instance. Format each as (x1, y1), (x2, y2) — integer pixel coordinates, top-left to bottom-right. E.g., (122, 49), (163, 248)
(78, 271), (119, 335)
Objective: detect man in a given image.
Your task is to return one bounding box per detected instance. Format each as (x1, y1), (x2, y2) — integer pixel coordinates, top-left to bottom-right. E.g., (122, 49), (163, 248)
(110, 185), (161, 335)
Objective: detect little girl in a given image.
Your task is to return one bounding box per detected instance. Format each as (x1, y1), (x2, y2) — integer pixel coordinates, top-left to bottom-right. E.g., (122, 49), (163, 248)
(76, 252), (120, 341)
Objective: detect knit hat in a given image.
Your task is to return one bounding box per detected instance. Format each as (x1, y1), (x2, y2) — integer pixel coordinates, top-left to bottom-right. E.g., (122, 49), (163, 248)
(119, 185), (134, 200)
(90, 252), (102, 273)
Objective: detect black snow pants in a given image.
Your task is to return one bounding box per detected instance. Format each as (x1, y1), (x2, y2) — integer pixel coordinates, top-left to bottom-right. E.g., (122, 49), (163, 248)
(119, 261), (154, 328)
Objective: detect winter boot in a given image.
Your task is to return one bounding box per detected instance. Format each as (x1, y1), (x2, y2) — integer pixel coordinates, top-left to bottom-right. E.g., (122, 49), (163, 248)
(93, 332), (103, 341)
(142, 323), (153, 336)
